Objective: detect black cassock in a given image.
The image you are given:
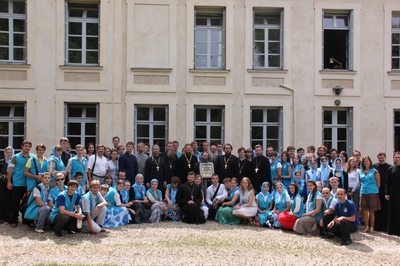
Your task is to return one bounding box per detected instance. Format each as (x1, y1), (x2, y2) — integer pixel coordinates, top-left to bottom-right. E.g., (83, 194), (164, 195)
(373, 162), (391, 232)
(176, 182), (206, 224)
(216, 154), (239, 183)
(386, 164), (400, 236)
(161, 153), (178, 185)
(177, 154), (198, 184)
(237, 159), (253, 183)
(251, 155), (271, 193)
(144, 156), (166, 191)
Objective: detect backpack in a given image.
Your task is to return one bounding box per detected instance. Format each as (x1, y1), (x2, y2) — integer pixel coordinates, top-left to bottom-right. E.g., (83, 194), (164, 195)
(19, 185), (41, 215)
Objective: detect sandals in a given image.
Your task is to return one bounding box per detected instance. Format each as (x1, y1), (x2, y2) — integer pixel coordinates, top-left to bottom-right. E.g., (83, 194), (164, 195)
(362, 227), (369, 233)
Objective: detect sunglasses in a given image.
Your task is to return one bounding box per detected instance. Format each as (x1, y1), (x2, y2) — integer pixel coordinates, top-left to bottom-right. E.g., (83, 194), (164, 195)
(56, 178), (65, 181)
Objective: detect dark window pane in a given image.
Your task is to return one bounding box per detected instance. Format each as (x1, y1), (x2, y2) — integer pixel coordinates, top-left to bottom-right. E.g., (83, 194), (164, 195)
(251, 109), (263, 123)
(85, 137), (96, 146)
(268, 42), (280, 54)
(86, 51), (98, 64)
(392, 58), (400, 70)
(153, 108), (165, 121)
(254, 55), (265, 67)
(153, 125), (165, 138)
(254, 29), (264, 41)
(13, 19), (24, 32)
(392, 33), (400, 45)
(13, 48), (23, 60)
(268, 29), (280, 41)
(324, 128), (332, 141)
(69, 22), (82, 35)
(68, 123), (81, 135)
(0, 136), (8, 148)
(137, 138), (149, 145)
(210, 109), (222, 122)
(323, 141), (332, 151)
(395, 111), (400, 124)
(267, 126), (279, 139)
(254, 42), (265, 54)
(68, 107), (83, 117)
(0, 106), (10, 116)
(14, 106), (24, 117)
(13, 33), (24, 46)
(0, 47), (8, 60)
(87, 9), (98, 18)
(324, 110), (332, 124)
(337, 142), (347, 153)
(86, 37), (98, 49)
(0, 33), (8, 45)
(0, 122), (8, 134)
(137, 108), (149, 121)
(85, 123), (96, 135)
(210, 18), (221, 26)
(0, 18), (8, 31)
(196, 18), (207, 26)
(85, 107), (96, 117)
(13, 1), (25, 14)
(266, 140), (278, 151)
(337, 111), (347, 124)
(69, 51), (82, 64)
(268, 55), (280, 67)
(251, 126), (263, 140)
(395, 126), (400, 152)
(337, 128), (347, 141)
(195, 126), (206, 139)
(0, 1), (8, 13)
(13, 122), (24, 135)
(13, 136), (23, 147)
(251, 141), (259, 150)
(196, 108), (206, 122)
(155, 140), (166, 152)
(69, 37), (82, 49)
(137, 124), (149, 138)
(210, 126), (221, 139)
(68, 137), (80, 149)
(254, 17), (264, 25)
(393, 46), (399, 57)
(267, 109), (279, 122)
(86, 23), (98, 35)
(69, 8), (83, 17)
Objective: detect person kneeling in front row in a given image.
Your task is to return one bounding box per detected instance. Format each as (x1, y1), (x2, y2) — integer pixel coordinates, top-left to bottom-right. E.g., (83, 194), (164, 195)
(81, 180), (108, 234)
(327, 188), (359, 245)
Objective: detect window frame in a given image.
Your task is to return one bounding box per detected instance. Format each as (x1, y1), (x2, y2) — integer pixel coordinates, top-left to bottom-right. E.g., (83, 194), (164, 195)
(194, 106), (225, 146)
(64, 103), (99, 149)
(0, 102), (25, 155)
(194, 7), (226, 69)
(392, 13), (400, 70)
(64, 1), (100, 66)
(394, 110), (400, 152)
(134, 105), (169, 154)
(0, 0), (27, 64)
(322, 10), (354, 70)
(322, 108), (353, 155)
(253, 8), (284, 70)
(250, 107), (283, 153)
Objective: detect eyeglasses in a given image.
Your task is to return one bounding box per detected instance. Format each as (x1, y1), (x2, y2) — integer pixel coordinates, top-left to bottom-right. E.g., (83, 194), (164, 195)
(322, 192), (330, 194)
(56, 178), (65, 181)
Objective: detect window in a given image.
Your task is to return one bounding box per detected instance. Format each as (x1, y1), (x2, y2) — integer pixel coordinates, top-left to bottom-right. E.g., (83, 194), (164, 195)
(323, 108), (353, 154)
(194, 7), (225, 69)
(392, 13), (400, 70)
(194, 106), (224, 146)
(65, 103), (98, 148)
(0, 0), (26, 63)
(395, 111), (400, 152)
(65, 2), (99, 65)
(0, 103), (25, 155)
(135, 106), (168, 153)
(250, 108), (282, 152)
(253, 8), (283, 69)
(322, 10), (353, 70)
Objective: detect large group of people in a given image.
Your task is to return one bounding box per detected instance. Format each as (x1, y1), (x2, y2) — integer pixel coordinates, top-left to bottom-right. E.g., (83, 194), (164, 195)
(0, 138), (400, 245)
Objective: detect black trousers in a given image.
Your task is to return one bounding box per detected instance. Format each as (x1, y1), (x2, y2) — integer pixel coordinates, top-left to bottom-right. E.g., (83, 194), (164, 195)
(321, 213), (335, 234)
(53, 214), (78, 233)
(9, 186), (27, 224)
(0, 180), (12, 221)
(328, 220), (357, 241)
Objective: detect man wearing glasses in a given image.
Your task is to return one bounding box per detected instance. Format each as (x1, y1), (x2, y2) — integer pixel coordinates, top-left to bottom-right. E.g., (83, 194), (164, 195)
(49, 173), (67, 207)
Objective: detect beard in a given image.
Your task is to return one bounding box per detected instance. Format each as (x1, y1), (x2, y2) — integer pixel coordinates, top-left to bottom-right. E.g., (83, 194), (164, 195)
(166, 150), (175, 159)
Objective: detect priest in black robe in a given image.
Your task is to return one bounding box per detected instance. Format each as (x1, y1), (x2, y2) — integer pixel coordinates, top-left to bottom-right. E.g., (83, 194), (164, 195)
(373, 152), (391, 232)
(177, 144), (198, 184)
(216, 144), (238, 183)
(237, 147), (252, 183)
(144, 145), (166, 191)
(385, 152), (400, 236)
(176, 171), (206, 224)
(251, 144), (271, 193)
(161, 148), (178, 185)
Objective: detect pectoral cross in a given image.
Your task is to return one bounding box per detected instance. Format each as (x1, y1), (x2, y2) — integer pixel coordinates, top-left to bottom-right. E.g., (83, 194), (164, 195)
(156, 166), (160, 171)
(191, 196), (193, 200)
(188, 163), (191, 168)
(169, 164), (172, 170)
(239, 171), (241, 174)
(224, 164), (227, 169)
(255, 168), (259, 173)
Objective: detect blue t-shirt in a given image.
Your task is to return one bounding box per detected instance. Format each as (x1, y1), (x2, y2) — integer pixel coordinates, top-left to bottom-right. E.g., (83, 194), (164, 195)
(57, 193), (81, 208)
(333, 199), (360, 230)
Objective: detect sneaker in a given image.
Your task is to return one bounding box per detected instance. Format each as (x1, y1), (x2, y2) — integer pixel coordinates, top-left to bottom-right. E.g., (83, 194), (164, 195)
(35, 229), (45, 233)
(67, 230), (76, 234)
(76, 219), (82, 229)
(321, 233), (334, 239)
(55, 231), (62, 237)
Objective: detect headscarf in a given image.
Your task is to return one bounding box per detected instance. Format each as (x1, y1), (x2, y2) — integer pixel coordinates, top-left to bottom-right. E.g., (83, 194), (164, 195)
(4, 146), (14, 166)
(52, 146), (61, 159)
(261, 181), (270, 195)
(147, 179), (161, 201)
(132, 174), (146, 199)
(334, 158), (343, 172)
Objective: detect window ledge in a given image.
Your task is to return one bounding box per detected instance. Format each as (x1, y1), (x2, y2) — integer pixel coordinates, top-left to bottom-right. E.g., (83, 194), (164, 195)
(131, 68), (172, 73)
(0, 63), (31, 69)
(319, 70), (357, 75)
(247, 69), (288, 74)
(60, 65), (103, 71)
(189, 69), (230, 73)
(387, 71), (400, 76)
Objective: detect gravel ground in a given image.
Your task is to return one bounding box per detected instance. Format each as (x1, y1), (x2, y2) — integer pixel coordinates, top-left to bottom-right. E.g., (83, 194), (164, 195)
(0, 221), (399, 265)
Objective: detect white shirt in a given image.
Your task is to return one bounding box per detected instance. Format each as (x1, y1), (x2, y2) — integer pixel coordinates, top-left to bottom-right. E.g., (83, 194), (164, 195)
(88, 154), (108, 177)
(206, 183), (228, 205)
